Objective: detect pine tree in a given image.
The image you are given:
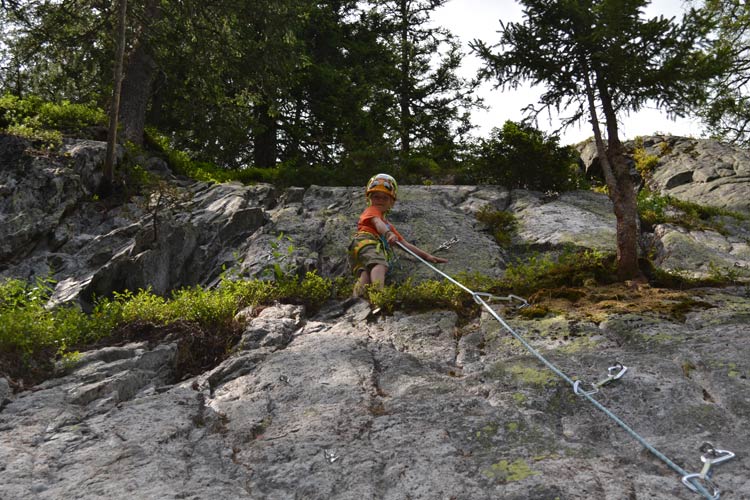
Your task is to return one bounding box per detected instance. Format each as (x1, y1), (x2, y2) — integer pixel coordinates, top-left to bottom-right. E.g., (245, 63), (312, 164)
(473, 0), (726, 279)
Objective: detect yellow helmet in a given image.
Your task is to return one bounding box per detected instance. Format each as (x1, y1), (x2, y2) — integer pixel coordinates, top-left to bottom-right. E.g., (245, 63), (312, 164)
(365, 173), (398, 200)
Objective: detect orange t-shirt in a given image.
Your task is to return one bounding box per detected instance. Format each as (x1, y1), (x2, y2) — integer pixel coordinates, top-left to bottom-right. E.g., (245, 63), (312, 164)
(357, 206), (404, 241)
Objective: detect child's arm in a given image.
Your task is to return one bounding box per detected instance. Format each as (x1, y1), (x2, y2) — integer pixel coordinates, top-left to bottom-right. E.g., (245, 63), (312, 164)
(398, 240), (448, 264)
(371, 216), (448, 264)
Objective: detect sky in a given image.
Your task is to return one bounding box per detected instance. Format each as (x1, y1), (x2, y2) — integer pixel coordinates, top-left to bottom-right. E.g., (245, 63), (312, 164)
(431, 0), (705, 145)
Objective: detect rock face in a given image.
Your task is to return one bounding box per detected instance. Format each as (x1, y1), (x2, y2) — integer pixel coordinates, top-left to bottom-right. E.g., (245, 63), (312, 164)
(579, 135), (750, 216)
(641, 136), (750, 215)
(2, 135), (750, 499)
(1, 292), (749, 499)
(576, 135), (750, 278)
(3, 136), (749, 308)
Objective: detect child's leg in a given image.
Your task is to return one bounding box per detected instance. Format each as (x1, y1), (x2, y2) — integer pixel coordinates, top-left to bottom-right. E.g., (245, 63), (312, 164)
(353, 270), (371, 298)
(370, 264), (388, 288)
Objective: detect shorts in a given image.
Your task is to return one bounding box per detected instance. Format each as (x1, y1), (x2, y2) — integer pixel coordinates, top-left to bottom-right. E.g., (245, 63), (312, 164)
(348, 233), (388, 276)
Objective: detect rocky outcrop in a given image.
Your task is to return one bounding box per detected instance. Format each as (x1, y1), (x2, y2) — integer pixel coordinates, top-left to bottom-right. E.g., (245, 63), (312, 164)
(579, 135), (750, 215)
(1, 290), (749, 499)
(3, 135), (750, 499)
(5, 137), (749, 310)
(641, 136), (750, 215)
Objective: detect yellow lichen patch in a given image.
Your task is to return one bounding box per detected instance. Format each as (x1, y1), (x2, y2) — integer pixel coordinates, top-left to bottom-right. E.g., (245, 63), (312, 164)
(556, 336), (600, 354)
(482, 458), (540, 483)
(512, 392), (527, 405)
(507, 364), (556, 387)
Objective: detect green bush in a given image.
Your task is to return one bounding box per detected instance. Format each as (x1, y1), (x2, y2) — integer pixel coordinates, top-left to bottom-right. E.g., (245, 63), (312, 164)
(36, 100), (106, 131)
(458, 121), (585, 191)
(501, 248), (615, 295)
(368, 277), (468, 316)
(0, 94), (105, 149)
(637, 188), (746, 232)
(476, 206), (517, 246)
(0, 94), (43, 128)
(145, 127), (361, 187)
(0, 276), (90, 360)
(5, 123), (62, 147)
(632, 137), (660, 179)
(0, 270), (338, 386)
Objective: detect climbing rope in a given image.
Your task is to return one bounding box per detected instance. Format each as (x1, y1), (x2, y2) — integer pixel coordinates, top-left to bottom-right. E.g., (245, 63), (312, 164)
(379, 234), (402, 279)
(394, 241), (734, 500)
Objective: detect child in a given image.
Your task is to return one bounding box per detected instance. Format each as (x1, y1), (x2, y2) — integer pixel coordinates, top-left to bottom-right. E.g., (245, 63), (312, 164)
(348, 173), (448, 297)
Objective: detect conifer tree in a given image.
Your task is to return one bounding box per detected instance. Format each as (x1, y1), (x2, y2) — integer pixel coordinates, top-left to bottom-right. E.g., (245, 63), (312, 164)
(473, 0), (726, 279)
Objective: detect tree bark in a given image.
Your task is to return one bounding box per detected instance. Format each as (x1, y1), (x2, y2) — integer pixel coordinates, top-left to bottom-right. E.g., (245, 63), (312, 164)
(253, 101), (278, 168)
(118, 0), (161, 146)
(103, 0), (128, 196)
(119, 40), (157, 145)
(582, 68), (641, 280)
(398, 0), (412, 163)
(597, 81), (641, 280)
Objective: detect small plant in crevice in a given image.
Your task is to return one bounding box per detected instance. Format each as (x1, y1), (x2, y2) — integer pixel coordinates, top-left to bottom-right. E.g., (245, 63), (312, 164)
(262, 233), (298, 282)
(632, 137), (660, 180)
(637, 188), (746, 233)
(476, 205), (517, 247)
(135, 170), (192, 242)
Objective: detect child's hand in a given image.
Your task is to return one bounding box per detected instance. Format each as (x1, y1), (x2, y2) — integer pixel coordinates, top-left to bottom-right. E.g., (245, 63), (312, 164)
(385, 231), (398, 244)
(428, 255), (448, 264)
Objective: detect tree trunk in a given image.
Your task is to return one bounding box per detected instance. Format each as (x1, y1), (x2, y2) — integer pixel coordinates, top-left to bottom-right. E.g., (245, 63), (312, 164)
(583, 69), (641, 280)
(253, 101), (278, 168)
(119, 40), (157, 145)
(103, 0), (128, 196)
(398, 0), (411, 164)
(598, 83), (641, 280)
(118, 0), (161, 146)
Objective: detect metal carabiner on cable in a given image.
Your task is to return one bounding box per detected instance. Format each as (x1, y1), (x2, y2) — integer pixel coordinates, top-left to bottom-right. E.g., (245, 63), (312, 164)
(473, 292), (530, 309)
(681, 442), (735, 499)
(593, 362), (628, 388)
(681, 474), (720, 500)
(434, 236), (459, 253)
(700, 442), (735, 467)
(573, 380), (599, 396)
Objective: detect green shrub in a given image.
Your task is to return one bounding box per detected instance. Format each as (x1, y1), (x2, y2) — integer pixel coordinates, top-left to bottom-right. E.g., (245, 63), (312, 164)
(147, 127), (349, 187)
(633, 137), (660, 179)
(0, 94), (105, 141)
(0, 276), (90, 361)
(638, 188), (746, 232)
(280, 271), (334, 310)
(476, 206), (517, 246)
(5, 123), (62, 148)
(501, 248), (615, 295)
(637, 189), (671, 228)
(0, 94), (43, 128)
(36, 100), (106, 131)
(368, 277), (468, 316)
(458, 121), (585, 191)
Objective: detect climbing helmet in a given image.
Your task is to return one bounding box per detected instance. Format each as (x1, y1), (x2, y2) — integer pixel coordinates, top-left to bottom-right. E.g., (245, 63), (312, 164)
(365, 173), (398, 201)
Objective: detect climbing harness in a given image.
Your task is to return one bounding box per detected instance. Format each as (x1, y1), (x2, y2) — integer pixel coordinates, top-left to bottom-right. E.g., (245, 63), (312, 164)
(349, 231), (401, 278)
(379, 234), (401, 278)
(395, 241), (735, 500)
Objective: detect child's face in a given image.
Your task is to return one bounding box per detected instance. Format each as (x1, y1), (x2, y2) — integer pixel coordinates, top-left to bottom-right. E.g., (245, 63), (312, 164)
(369, 191), (395, 211)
